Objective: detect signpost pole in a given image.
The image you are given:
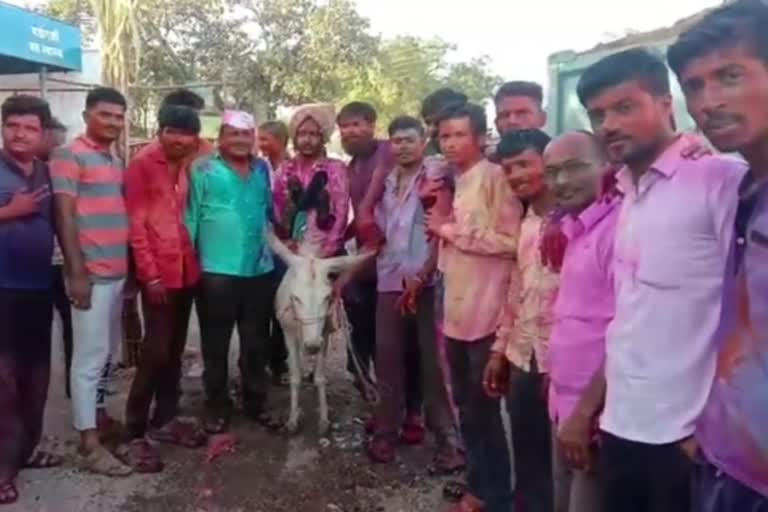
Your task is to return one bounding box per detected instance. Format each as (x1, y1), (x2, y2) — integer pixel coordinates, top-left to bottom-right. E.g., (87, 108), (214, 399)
(39, 65), (48, 99)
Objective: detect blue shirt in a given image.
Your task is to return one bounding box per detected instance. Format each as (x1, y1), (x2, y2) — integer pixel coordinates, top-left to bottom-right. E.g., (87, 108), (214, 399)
(186, 153), (274, 277)
(0, 152), (54, 290)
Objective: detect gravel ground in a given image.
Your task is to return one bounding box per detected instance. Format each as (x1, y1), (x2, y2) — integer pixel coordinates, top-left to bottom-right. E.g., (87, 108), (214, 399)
(5, 314), (461, 512)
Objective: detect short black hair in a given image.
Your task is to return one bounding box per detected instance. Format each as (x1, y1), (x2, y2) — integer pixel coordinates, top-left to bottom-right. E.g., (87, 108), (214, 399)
(496, 129), (552, 159)
(161, 88), (205, 110)
(337, 101), (377, 124)
(668, 0), (768, 77)
(421, 88), (468, 120)
(435, 103), (487, 137)
(388, 115), (425, 137)
(85, 87), (127, 110)
(577, 47), (671, 107)
(1, 95), (52, 126)
(494, 81), (544, 108)
(259, 120), (289, 146)
(46, 116), (66, 131)
(158, 105), (201, 134)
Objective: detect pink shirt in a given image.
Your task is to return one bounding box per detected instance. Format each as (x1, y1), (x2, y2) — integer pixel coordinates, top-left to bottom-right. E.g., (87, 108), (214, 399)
(272, 157), (349, 257)
(697, 176), (768, 496)
(601, 137), (746, 444)
(493, 209), (559, 372)
(548, 196), (620, 424)
(437, 159), (523, 341)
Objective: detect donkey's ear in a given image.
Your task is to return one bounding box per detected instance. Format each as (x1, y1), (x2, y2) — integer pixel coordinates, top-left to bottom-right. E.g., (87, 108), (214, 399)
(320, 251), (375, 276)
(266, 228), (300, 267)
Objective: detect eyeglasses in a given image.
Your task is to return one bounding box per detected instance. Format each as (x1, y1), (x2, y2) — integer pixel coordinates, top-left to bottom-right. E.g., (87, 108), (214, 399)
(545, 160), (593, 182)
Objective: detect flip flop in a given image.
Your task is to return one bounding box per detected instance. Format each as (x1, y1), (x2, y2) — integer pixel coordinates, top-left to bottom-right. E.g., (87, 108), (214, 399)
(117, 439), (164, 474)
(149, 419), (207, 449)
(24, 450), (63, 469)
(0, 481), (18, 505)
(79, 446), (132, 477)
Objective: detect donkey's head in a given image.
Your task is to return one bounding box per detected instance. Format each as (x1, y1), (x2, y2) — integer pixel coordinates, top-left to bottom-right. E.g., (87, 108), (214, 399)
(268, 231), (372, 355)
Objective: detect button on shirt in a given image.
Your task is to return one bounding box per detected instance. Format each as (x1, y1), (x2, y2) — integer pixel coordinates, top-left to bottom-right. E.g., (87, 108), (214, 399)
(437, 159), (523, 341)
(0, 153), (54, 290)
(548, 197), (620, 423)
(493, 208), (560, 372)
(697, 174), (768, 497)
(185, 154), (274, 277)
(601, 137), (747, 444)
(375, 161), (445, 293)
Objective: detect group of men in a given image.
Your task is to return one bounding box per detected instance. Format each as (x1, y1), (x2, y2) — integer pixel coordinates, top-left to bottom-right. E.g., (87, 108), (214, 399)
(0, 0), (766, 510)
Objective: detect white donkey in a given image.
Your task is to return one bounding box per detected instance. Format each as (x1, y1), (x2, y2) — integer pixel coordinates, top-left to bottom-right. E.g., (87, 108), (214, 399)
(267, 231), (373, 435)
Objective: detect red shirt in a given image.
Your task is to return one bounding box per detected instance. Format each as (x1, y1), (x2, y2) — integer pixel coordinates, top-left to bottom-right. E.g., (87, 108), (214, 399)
(125, 141), (210, 289)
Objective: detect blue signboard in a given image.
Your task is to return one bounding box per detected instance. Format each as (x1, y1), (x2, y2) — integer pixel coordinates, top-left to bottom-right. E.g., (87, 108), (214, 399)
(0, 1), (82, 74)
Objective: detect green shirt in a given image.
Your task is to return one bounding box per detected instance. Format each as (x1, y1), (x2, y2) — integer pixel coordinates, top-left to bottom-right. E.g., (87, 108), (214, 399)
(186, 153), (274, 277)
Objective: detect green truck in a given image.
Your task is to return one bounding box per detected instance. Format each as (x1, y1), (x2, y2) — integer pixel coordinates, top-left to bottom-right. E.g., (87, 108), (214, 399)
(545, 8), (714, 135)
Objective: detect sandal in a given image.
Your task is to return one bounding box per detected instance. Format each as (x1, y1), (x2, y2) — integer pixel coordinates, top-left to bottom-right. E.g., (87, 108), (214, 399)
(24, 450), (63, 469)
(428, 450), (466, 476)
(149, 419), (207, 448)
(450, 494), (485, 512)
(443, 480), (468, 503)
(400, 416), (425, 445)
(117, 439), (164, 474)
(79, 445), (132, 477)
(0, 481), (18, 505)
(203, 414), (230, 435)
(366, 438), (396, 464)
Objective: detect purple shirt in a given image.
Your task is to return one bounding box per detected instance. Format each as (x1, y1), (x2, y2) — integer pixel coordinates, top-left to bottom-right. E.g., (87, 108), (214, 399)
(548, 196), (621, 423)
(348, 140), (394, 211)
(374, 161), (442, 293)
(601, 137), (746, 444)
(697, 175), (768, 496)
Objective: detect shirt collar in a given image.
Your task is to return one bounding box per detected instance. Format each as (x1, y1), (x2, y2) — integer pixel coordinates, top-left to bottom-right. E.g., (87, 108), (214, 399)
(562, 195), (620, 240)
(615, 135), (688, 194)
(77, 134), (114, 154)
(0, 150), (45, 178)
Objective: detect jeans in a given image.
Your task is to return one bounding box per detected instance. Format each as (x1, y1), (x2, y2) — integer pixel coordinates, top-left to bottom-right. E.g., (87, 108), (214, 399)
(507, 362), (554, 512)
(125, 287), (194, 439)
(447, 336), (513, 512)
(693, 456), (768, 512)
(599, 431), (693, 512)
(374, 288), (456, 447)
(71, 279), (124, 431)
(0, 288), (52, 481)
(197, 272), (273, 417)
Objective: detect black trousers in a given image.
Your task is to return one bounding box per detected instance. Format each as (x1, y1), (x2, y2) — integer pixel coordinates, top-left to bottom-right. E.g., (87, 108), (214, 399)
(0, 288), (53, 481)
(600, 431), (694, 512)
(507, 362), (554, 512)
(344, 280), (378, 382)
(196, 272), (273, 417)
(52, 265), (73, 397)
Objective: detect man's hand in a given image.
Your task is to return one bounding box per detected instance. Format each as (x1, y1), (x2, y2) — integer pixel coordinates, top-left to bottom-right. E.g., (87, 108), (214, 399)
(145, 280), (168, 305)
(395, 276), (424, 315)
(558, 410), (595, 472)
(66, 272), (93, 310)
(424, 210), (453, 238)
(539, 219), (567, 272)
(680, 134), (713, 160)
(482, 352), (510, 398)
(332, 271), (352, 300)
(3, 186), (50, 218)
(678, 436), (699, 460)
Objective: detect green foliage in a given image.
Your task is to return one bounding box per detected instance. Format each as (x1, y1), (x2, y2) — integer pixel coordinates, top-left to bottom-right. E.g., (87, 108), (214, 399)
(40, 0), (501, 133)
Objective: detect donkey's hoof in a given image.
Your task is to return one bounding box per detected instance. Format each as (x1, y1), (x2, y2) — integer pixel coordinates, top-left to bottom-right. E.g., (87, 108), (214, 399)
(284, 418), (301, 435)
(318, 418), (331, 436)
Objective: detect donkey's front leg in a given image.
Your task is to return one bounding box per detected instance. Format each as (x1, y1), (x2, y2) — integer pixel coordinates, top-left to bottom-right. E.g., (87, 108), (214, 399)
(314, 340), (330, 436)
(284, 332), (302, 434)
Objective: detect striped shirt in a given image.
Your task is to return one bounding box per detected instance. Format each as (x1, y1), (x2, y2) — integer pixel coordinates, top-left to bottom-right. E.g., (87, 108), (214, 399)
(50, 135), (129, 279)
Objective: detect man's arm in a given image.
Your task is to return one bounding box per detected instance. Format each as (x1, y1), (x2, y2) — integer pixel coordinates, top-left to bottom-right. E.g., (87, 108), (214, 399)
(558, 364), (606, 470)
(323, 161), (351, 258)
(185, 163), (204, 246)
(125, 158), (160, 285)
(433, 174), (522, 257)
(50, 147), (91, 309)
(357, 164), (391, 222)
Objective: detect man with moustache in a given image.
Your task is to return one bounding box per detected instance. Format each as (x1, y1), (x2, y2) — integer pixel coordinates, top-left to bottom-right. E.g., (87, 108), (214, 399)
(668, 0), (768, 508)
(574, 48), (746, 512)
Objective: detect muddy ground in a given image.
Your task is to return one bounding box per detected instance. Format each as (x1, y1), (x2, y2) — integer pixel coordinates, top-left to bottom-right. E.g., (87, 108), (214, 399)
(6, 316), (462, 512)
